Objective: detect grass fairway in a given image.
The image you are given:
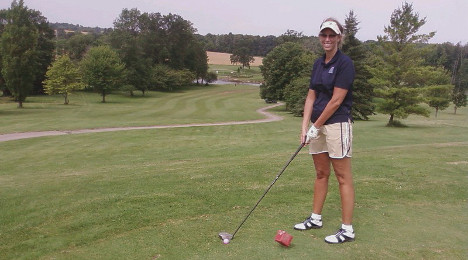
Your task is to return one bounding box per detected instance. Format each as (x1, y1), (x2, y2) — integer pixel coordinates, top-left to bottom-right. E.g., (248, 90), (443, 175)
(0, 85), (265, 134)
(209, 64), (263, 83)
(0, 84), (467, 259)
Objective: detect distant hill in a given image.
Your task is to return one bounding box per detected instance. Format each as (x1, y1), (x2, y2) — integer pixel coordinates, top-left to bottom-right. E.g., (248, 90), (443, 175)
(49, 22), (110, 34)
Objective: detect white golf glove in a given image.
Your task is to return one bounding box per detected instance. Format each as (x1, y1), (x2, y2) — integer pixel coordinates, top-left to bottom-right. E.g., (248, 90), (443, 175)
(306, 125), (319, 142)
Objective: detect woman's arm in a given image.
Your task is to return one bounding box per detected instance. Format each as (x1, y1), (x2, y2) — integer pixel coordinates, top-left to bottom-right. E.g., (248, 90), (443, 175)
(301, 89), (316, 144)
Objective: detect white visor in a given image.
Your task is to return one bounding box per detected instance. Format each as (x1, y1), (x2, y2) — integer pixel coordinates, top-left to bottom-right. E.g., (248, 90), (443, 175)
(320, 21), (341, 35)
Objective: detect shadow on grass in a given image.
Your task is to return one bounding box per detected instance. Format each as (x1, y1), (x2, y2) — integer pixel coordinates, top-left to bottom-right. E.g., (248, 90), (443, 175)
(386, 120), (408, 128)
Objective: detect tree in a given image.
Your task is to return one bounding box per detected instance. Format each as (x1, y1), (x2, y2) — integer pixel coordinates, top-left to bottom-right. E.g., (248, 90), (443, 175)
(29, 8), (55, 95)
(260, 42), (314, 102)
(150, 64), (195, 91)
(284, 76), (310, 116)
(0, 8), (8, 96)
(80, 45), (124, 102)
(138, 11), (167, 65)
(425, 85), (453, 117)
(204, 71), (218, 85)
(452, 89), (467, 114)
(278, 29), (304, 44)
(0, 0), (38, 107)
(111, 9), (151, 96)
(185, 40), (208, 84)
(66, 33), (96, 60)
(0, 1), (55, 97)
(342, 10), (375, 120)
(452, 45), (468, 114)
(230, 47), (254, 69)
(111, 8), (207, 90)
(43, 55), (84, 104)
(200, 33), (277, 57)
(163, 13), (197, 70)
(369, 2), (437, 126)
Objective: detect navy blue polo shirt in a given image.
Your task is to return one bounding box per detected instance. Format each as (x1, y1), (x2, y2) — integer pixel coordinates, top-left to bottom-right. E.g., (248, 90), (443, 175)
(309, 50), (355, 124)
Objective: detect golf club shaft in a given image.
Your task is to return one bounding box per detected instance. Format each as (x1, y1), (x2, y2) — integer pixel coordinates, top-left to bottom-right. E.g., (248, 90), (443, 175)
(231, 142), (306, 239)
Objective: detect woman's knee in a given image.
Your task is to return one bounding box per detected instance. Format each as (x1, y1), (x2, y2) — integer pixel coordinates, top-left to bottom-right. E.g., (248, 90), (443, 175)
(313, 154), (331, 180)
(315, 168), (331, 180)
(334, 169), (353, 186)
(331, 158), (352, 184)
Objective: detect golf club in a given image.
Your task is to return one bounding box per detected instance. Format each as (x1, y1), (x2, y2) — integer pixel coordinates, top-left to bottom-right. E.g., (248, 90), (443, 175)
(219, 141), (306, 242)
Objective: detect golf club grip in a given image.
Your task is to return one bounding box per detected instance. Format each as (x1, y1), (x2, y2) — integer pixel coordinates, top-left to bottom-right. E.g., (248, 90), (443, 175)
(231, 142), (305, 239)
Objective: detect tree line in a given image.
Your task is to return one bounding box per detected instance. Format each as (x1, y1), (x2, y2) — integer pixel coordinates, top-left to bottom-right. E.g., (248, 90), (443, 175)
(0, 0), (215, 106)
(258, 3), (467, 124)
(0, 1), (466, 126)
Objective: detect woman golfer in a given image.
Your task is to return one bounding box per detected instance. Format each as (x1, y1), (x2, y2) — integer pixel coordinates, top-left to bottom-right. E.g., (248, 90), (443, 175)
(293, 18), (356, 244)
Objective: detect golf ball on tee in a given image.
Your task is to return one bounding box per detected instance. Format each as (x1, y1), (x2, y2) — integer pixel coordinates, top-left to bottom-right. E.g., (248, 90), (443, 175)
(223, 238), (230, 244)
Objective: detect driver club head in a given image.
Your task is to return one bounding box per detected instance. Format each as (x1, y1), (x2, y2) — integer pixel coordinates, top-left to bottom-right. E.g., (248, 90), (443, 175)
(218, 232), (233, 241)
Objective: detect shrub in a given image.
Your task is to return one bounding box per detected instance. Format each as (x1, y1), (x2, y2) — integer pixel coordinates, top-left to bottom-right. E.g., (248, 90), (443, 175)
(151, 65), (196, 91)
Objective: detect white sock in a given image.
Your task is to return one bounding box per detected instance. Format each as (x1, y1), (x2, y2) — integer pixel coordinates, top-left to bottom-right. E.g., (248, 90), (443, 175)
(311, 213), (322, 220)
(341, 224), (353, 233)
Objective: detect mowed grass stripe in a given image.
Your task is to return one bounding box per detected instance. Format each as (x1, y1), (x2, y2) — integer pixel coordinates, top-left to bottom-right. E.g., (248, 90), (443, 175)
(0, 85), (263, 134)
(168, 87), (261, 121)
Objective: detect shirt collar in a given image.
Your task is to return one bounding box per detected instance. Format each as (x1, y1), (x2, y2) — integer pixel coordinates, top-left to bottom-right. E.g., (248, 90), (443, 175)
(321, 50), (341, 67)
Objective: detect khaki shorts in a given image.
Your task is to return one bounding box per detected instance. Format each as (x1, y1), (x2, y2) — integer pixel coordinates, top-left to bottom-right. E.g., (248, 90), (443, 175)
(309, 121), (352, 158)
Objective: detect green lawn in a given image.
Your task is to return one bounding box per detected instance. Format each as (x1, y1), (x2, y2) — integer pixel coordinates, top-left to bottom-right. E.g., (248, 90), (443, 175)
(0, 85), (467, 259)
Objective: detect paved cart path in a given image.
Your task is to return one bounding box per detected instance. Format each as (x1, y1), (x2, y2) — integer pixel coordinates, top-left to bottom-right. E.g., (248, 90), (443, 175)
(0, 102), (284, 143)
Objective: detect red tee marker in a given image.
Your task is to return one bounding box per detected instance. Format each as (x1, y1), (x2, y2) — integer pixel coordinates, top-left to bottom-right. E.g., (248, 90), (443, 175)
(275, 230), (293, 247)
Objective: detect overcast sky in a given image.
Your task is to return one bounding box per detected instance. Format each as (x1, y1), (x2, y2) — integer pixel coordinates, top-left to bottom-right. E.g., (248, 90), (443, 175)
(3, 0), (467, 44)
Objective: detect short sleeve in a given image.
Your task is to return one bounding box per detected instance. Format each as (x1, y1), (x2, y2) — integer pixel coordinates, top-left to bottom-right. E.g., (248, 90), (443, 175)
(334, 58), (355, 90)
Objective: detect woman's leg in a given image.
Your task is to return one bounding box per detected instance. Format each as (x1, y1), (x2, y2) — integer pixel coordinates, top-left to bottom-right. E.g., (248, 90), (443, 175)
(331, 157), (354, 224)
(312, 153), (331, 214)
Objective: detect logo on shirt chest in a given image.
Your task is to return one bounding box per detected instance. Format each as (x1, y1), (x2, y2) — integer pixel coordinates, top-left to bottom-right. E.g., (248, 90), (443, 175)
(328, 67), (335, 74)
